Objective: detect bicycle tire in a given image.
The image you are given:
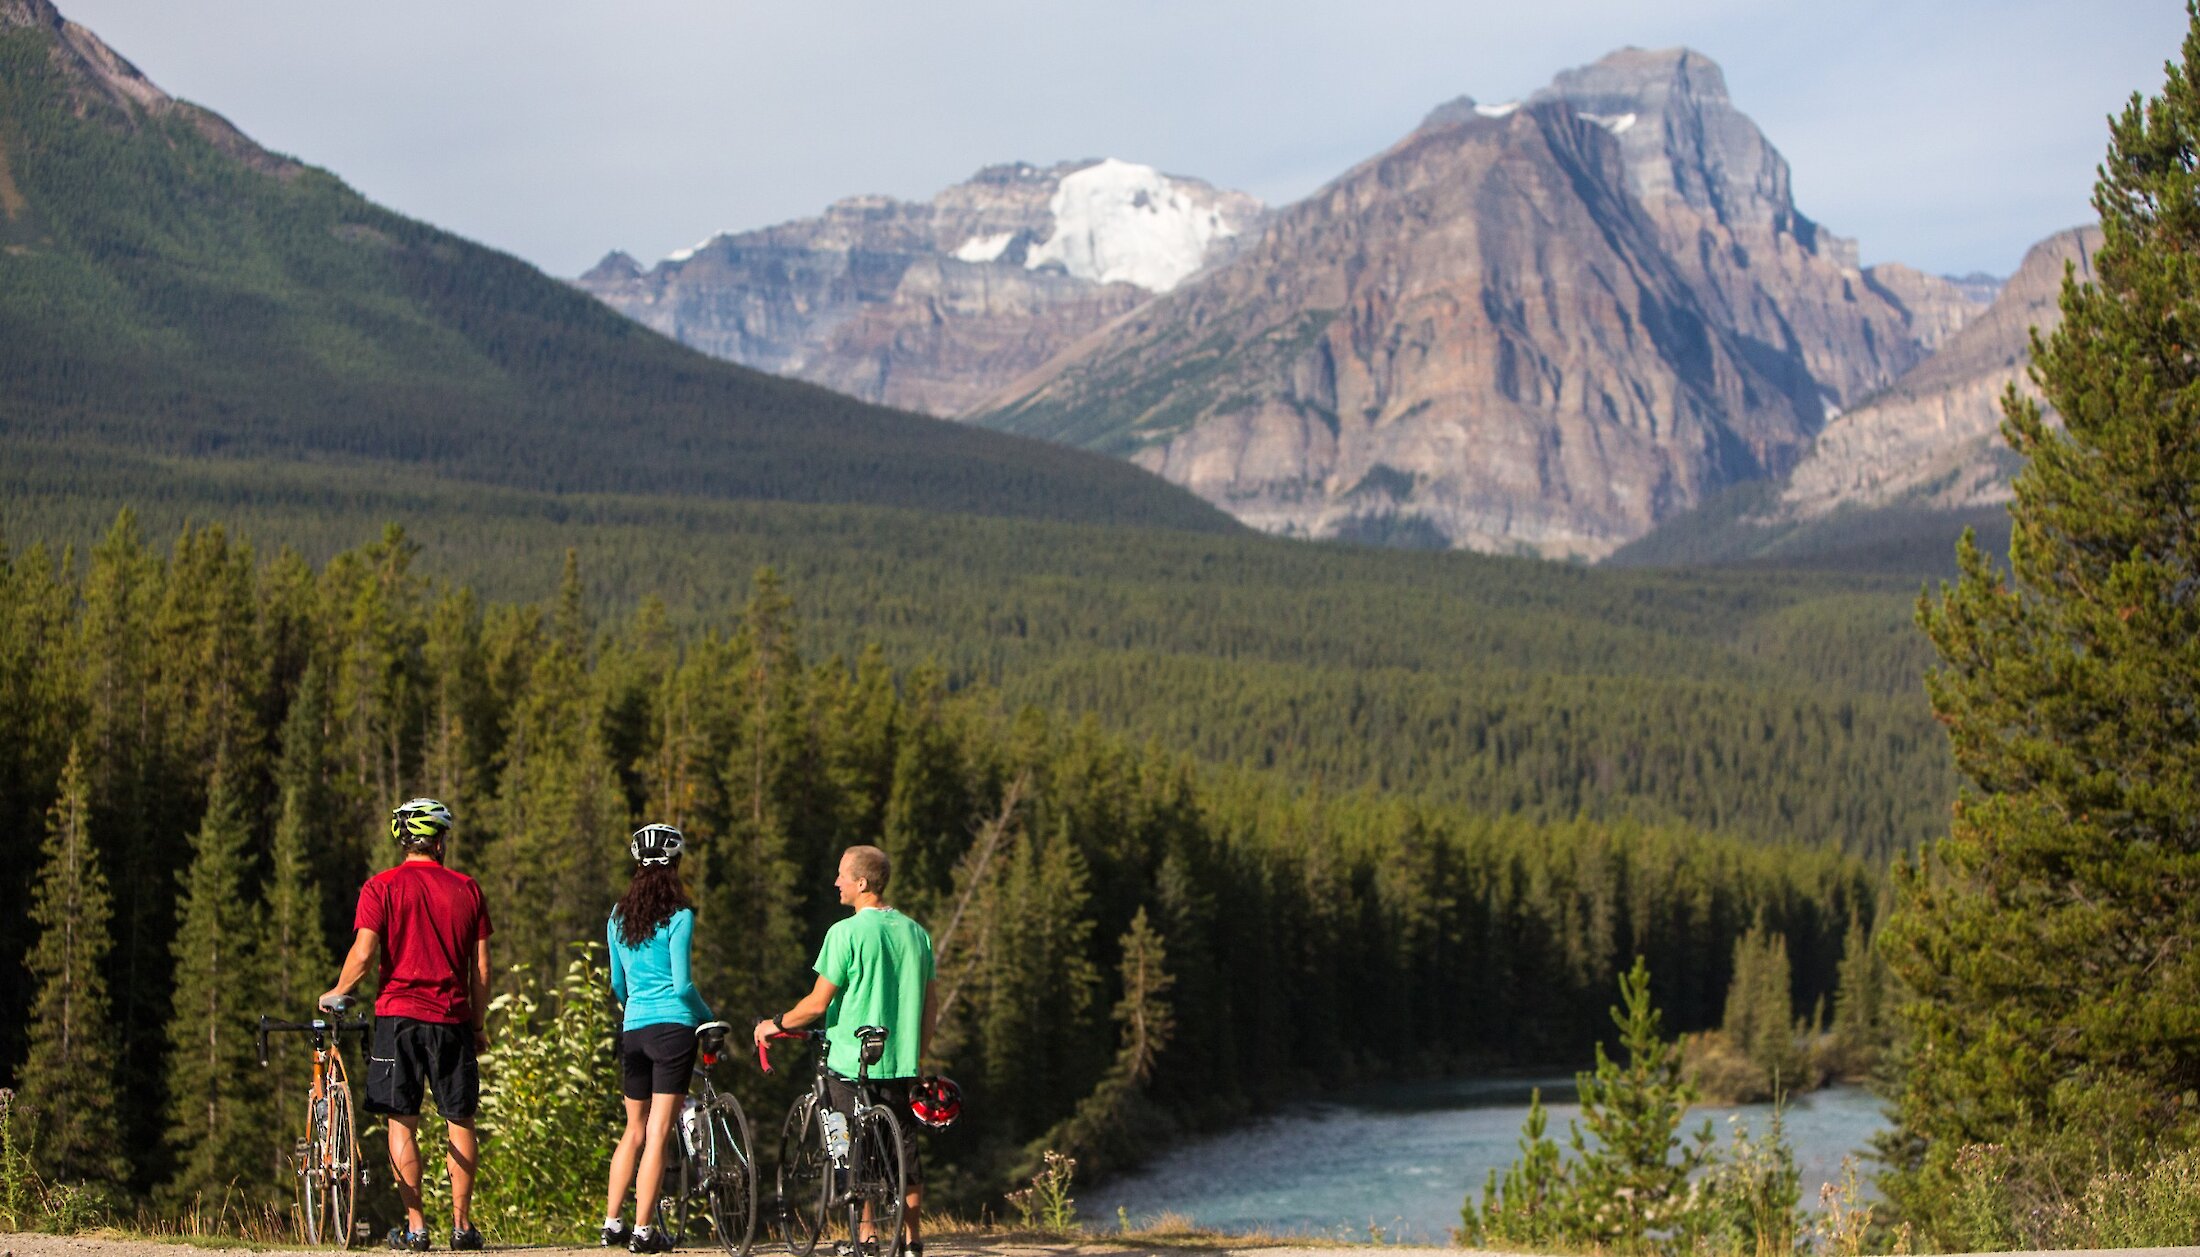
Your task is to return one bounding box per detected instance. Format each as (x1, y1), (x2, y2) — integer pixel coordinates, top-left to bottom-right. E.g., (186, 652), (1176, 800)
(774, 1093), (828, 1256)
(848, 1105), (907, 1257)
(324, 1078), (359, 1248)
(300, 1090), (329, 1244)
(702, 1087), (757, 1256)
(665, 1114), (693, 1245)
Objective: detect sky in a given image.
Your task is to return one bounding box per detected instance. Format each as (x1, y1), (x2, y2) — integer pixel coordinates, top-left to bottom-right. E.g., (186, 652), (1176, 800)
(57, 0), (2188, 281)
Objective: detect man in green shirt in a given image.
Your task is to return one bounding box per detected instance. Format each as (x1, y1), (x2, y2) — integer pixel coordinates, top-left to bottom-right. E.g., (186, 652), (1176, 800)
(755, 845), (936, 1254)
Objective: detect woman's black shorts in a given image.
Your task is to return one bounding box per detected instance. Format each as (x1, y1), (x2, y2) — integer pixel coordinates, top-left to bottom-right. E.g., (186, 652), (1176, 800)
(617, 1022), (698, 1100)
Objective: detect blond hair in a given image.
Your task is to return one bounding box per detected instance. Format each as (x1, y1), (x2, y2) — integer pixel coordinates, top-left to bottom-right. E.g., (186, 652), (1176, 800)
(844, 845), (891, 895)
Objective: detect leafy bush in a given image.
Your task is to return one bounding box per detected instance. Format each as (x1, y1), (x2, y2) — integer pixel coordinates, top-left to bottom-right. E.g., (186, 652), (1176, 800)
(0, 1089), (110, 1235)
(1686, 1109), (1801, 1257)
(2055, 1148), (2200, 1248)
(417, 944), (621, 1244)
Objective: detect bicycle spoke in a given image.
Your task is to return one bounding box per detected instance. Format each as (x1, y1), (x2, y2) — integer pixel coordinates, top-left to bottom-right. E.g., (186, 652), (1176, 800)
(775, 1095), (826, 1256)
(703, 1089), (757, 1256)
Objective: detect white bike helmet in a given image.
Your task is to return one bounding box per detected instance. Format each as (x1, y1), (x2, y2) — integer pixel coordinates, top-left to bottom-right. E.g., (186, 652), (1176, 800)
(630, 823), (685, 865)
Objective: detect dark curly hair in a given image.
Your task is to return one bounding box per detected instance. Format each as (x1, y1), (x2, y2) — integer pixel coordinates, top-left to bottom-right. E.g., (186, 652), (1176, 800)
(612, 859), (692, 948)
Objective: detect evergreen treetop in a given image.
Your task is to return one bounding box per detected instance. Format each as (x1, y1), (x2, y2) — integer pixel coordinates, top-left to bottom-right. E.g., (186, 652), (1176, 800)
(1887, 5), (2200, 1238)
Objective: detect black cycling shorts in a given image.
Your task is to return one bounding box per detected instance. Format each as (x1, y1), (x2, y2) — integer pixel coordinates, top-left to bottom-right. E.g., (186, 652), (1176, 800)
(365, 1017), (479, 1120)
(825, 1073), (924, 1187)
(618, 1022), (698, 1100)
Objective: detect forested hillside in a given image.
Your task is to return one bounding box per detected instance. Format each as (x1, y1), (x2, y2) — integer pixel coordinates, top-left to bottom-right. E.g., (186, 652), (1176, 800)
(0, 15), (1231, 535)
(1, 517), (1882, 1211)
(3, 451), (1959, 862)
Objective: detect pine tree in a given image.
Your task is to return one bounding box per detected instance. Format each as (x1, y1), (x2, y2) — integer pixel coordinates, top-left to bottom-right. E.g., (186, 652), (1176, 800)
(1564, 958), (1714, 1251)
(21, 743), (130, 1187)
(1825, 909), (1884, 1078)
(1719, 920), (1801, 1091)
(261, 673), (337, 1178)
(1032, 907), (1175, 1176)
(162, 764), (276, 1205)
(1885, 10), (2200, 1235)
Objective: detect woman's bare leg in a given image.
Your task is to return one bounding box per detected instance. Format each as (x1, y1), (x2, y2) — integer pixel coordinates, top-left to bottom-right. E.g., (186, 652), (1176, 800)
(606, 1098), (648, 1221)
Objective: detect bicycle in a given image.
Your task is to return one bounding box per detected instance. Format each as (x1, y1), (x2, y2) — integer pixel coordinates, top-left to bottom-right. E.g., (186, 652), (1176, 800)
(657, 1020), (760, 1255)
(758, 1025), (908, 1257)
(257, 996), (372, 1247)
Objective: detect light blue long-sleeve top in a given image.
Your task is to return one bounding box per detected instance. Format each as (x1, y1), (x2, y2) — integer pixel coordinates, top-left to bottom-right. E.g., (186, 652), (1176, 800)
(606, 906), (714, 1031)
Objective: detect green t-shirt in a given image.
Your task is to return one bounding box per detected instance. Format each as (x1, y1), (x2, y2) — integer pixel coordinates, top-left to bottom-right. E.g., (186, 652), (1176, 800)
(814, 907), (935, 1080)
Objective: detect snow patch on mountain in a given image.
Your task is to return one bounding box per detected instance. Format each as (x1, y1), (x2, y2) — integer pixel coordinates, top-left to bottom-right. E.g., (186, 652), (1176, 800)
(1474, 101), (1521, 118)
(1024, 158), (1239, 293)
(666, 233), (727, 264)
(952, 231), (1016, 263)
(1584, 111), (1638, 134)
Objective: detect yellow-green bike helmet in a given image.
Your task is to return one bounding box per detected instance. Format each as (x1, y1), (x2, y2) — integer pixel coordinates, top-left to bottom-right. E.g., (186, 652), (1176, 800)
(391, 797), (454, 850)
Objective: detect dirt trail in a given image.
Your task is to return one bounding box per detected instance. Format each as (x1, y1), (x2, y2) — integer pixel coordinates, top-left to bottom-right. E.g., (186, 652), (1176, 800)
(10, 1239), (2200, 1257)
(1, 1236), (1462, 1257)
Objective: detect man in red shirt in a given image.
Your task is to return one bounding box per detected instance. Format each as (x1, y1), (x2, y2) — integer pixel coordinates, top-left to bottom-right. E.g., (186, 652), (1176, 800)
(323, 798), (494, 1252)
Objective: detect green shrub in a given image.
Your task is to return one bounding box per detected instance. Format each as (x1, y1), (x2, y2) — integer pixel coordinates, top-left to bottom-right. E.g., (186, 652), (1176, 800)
(417, 944), (620, 1245)
(1685, 1108), (1801, 1257)
(2054, 1148), (2200, 1249)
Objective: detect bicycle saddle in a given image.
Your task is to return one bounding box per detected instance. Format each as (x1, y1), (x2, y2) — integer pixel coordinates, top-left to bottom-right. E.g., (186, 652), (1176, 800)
(856, 1024), (888, 1067)
(320, 994), (359, 1016)
(695, 1020), (733, 1064)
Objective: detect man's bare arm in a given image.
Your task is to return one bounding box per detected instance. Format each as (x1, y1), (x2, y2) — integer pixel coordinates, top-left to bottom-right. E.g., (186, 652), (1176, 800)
(320, 929), (379, 1009)
(754, 974), (839, 1046)
(470, 937), (492, 1051)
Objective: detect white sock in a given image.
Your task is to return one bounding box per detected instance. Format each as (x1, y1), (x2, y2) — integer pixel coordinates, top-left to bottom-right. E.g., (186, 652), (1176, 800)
(634, 1226), (653, 1239)
(606, 1218), (624, 1230)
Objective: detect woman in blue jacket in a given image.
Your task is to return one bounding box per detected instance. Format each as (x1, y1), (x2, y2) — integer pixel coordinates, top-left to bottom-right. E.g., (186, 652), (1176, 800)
(602, 823), (713, 1253)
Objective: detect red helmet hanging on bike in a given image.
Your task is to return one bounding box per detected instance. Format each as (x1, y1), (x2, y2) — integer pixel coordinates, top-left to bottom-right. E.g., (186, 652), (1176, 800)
(909, 1075), (962, 1129)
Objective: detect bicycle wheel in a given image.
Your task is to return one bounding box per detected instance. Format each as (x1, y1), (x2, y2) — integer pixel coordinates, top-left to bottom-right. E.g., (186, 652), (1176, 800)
(299, 1090), (329, 1244)
(323, 1079), (359, 1248)
(701, 1088), (757, 1256)
(663, 1117), (693, 1244)
(847, 1106), (907, 1257)
(774, 1094), (828, 1256)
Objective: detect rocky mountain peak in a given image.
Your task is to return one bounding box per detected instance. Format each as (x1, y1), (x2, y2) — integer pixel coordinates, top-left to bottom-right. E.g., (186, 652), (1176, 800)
(1533, 46), (1821, 250)
(580, 250), (641, 284)
(6, 0), (299, 178)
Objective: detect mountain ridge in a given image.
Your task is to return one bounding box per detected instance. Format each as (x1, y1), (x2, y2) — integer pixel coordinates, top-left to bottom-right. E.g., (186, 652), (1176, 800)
(965, 45), (1997, 557)
(0, 4), (1238, 535)
(572, 158), (1263, 417)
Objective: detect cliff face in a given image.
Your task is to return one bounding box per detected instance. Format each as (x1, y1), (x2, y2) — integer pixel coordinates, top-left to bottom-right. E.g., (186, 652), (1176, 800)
(1778, 226), (2101, 518)
(981, 102), (1825, 559)
(1529, 49), (1980, 404)
(972, 47), (1989, 556)
(573, 160), (1261, 417)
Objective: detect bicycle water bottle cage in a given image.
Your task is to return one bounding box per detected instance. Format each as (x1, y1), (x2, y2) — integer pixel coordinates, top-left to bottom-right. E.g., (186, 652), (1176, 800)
(856, 1025), (888, 1067)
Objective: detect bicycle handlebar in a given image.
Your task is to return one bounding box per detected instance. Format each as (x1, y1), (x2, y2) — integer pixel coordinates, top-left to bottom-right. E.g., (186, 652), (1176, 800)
(753, 1022), (827, 1075)
(256, 1013), (371, 1068)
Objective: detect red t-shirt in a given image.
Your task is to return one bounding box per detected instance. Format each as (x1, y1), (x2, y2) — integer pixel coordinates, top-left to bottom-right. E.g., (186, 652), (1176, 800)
(354, 859), (494, 1024)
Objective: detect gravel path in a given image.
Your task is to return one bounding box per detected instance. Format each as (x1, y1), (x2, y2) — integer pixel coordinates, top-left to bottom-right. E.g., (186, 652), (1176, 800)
(1, 1236), (1462, 1257)
(12, 1235), (2200, 1257)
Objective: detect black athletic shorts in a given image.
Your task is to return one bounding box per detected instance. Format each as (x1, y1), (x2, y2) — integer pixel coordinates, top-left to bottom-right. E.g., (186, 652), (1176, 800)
(365, 1017), (479, 1120)
(825, 1073), (924, 1187)
(617, 1022), (698, 1100)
